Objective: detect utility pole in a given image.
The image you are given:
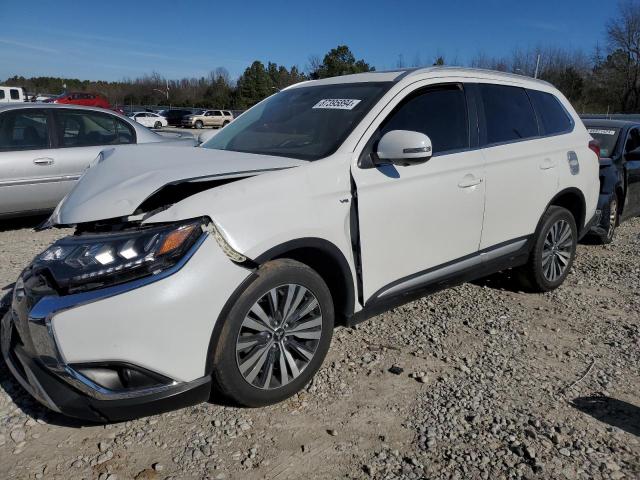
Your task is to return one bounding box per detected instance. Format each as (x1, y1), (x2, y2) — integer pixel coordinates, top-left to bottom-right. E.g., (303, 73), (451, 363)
(534, 54), (541, 79)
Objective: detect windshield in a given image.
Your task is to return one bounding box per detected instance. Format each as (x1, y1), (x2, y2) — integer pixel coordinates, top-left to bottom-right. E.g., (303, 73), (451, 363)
(202, 82), (391, 160)
(587, 127), (620, 158)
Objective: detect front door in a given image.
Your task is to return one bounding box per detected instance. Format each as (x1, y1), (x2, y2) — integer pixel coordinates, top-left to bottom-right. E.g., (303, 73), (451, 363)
(0, 108), (67, 216)
(351, 84), (486, 302)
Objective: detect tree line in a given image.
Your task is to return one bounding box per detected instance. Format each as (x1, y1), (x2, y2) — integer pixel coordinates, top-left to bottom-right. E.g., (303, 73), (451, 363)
(3, 45), (373, 110)
(4, 1), (640, 113)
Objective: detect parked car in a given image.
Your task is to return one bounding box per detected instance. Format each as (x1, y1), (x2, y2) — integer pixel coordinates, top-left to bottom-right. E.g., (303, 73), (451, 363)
(0, 86), (25, 103)
(583, 119), (640, 243)
(1, 67), (599, 421)
(46, 92), (111, 109)
(0, 104), (197, 219)
(130, 111), (168, 129)
(181, 109), (233, 128)
(158, 109), (195, 127)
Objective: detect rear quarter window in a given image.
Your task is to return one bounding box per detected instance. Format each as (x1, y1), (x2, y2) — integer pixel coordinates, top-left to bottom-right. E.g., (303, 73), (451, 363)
(528, 90), (573, 135)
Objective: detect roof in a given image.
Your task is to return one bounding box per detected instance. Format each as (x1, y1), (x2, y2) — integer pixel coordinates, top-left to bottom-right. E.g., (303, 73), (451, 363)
(582, 118), (640, 129)
(0, 103), (115, 113)
(288, 66), (554, 89)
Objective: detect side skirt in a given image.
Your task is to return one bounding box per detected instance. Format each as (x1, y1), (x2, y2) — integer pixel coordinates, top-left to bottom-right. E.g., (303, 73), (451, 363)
(346, 236), (532, 326)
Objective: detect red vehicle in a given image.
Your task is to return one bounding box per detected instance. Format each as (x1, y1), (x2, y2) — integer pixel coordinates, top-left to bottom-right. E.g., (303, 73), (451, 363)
(46, 92), (111, 109)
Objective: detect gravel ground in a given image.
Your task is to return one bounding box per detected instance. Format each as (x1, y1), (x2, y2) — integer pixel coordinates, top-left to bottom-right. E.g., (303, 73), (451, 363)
(0, 216), (639, 480)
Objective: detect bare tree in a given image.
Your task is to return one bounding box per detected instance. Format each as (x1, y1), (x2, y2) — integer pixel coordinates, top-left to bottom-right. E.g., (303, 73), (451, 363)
(606, 0), (640, 110)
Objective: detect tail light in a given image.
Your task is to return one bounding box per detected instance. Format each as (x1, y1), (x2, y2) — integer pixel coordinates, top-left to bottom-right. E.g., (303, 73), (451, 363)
(589, 140), (601, 159)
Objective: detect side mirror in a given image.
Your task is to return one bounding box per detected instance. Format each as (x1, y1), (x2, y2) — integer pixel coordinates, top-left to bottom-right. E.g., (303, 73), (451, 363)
(376, 130), (433, 166)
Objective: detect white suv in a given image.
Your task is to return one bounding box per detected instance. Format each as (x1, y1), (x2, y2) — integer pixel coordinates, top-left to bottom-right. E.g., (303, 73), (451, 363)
(1, 68), (599, 421)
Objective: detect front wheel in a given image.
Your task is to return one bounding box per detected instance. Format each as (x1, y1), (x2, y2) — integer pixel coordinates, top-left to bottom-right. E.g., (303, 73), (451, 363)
(195, 120), (203, 129)
(211, 259), (334, 407)
(516, 206), (577, 292)
(154, 121), (162, 129)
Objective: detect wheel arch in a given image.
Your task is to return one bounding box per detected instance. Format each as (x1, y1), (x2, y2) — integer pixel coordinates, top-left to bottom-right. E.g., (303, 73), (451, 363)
(253, 238), (356, 327)
(546, 187), (586, 235)
(205, 238), (355, 377)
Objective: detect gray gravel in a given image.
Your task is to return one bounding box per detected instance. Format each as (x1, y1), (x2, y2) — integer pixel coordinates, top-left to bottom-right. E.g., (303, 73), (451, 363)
(1, 216), (639, 479)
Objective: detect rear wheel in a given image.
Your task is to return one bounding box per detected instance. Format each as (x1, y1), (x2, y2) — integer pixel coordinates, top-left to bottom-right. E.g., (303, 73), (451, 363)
(597, 195), (618, 244)
(222, 120), (230, 127)
(517, 206), (577, 292)
(211, 259), (334, 407)
(195, 120), (203, 129)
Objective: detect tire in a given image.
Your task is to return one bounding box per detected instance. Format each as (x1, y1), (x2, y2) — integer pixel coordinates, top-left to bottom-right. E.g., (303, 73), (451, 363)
(222, 120), (230, 127)
(596, 195), (619, 244)
(516, 206), (577, 292)
(211, 259), (334, 407)
(195, 120), (203, 129)
(154, 121), (162, 129)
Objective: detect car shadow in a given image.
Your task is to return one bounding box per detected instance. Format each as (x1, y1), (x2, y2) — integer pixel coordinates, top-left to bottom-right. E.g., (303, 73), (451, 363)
(470, 270), (525, 293)
(570, 394), (640, 437)
(0, 215), (48, 233)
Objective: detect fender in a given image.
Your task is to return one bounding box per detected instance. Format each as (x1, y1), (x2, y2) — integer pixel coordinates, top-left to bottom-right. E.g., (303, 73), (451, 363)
(254, 237), (356, 323)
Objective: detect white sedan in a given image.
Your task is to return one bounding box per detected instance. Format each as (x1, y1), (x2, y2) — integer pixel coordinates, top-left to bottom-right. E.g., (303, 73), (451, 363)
(130, 112), (168, 129)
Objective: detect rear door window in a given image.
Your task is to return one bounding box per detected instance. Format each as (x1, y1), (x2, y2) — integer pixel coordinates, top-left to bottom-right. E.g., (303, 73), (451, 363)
(10, 89), (20, 100)
(0, 90), (4, 100)
(0, 109), (50, 150)
(480, 84), (539, 144)
(55, 110), (135, 147)
(528, 90), (572, 135)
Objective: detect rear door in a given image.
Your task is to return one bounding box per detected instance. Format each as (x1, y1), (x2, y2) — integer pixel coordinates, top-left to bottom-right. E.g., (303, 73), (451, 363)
(212, 110), (223, 126)
(0, 108), (67, 215)
(477, 83), (558, 249)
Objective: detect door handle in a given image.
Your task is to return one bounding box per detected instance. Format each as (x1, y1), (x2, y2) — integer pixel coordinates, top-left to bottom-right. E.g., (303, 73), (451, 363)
(33, 157), (54, 166)
(458, 176), (483, 188)
(539, 158), (556, 170)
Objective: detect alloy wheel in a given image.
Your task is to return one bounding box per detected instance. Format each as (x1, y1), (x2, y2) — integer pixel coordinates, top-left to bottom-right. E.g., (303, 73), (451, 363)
(541, 219), (573, 282)
(235, 284), (323, 390)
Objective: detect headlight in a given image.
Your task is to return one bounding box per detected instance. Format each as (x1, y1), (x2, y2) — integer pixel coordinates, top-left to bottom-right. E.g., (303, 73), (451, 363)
(35, 220), (204, 293)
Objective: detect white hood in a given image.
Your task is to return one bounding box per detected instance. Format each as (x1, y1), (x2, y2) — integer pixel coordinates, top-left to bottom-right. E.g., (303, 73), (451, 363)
(51, 145), (305, 225)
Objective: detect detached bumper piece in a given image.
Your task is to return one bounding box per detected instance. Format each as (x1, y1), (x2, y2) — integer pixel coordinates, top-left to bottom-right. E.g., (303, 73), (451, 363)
(1, 305), (210, 423)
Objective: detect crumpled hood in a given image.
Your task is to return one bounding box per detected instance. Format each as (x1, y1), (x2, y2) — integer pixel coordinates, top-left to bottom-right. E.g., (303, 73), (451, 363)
(51, 145), (305, 225)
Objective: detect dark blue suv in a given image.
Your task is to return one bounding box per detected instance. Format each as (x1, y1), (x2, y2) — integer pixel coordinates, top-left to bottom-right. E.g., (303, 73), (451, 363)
(583, 119), (640, 243)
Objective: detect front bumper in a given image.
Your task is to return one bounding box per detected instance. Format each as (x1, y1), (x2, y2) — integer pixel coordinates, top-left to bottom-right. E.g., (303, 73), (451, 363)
(2, 313), (210, 422)
(1, 232), (251, 421)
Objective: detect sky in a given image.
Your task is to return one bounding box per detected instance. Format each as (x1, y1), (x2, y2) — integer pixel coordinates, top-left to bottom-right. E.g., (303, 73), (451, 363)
(0, 0), (620, 83)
